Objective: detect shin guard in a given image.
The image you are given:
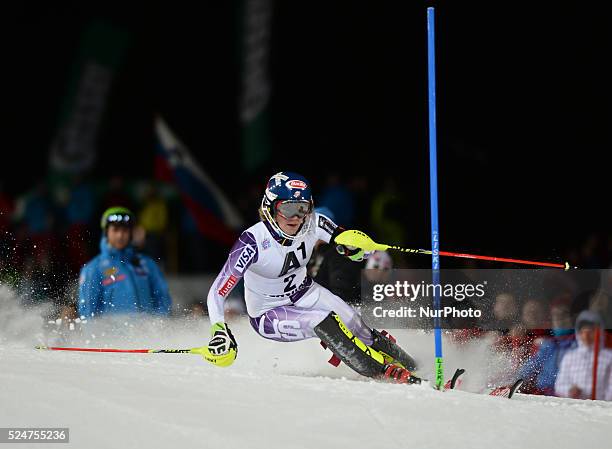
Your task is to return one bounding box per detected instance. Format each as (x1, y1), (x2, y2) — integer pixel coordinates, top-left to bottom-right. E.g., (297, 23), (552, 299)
(314, 312), (386, 378)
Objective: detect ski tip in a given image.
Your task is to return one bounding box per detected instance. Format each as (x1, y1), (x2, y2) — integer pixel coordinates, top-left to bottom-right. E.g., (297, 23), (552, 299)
(489, 378), (524, 399)
(444, 368), (466, 390)
(508, 379), (524, 399)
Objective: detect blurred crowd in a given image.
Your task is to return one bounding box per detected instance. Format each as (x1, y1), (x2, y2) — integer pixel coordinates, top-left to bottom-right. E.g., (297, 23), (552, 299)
(449, 283), (612, 400)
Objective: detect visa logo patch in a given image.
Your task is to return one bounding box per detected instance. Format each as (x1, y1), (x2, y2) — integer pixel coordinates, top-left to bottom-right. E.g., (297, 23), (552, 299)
(234, 245), (256, 273)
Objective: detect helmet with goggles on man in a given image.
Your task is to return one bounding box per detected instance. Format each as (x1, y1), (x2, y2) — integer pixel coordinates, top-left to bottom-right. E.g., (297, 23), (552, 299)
(100, 206), (135, 250)
(100, 206), (134, 231)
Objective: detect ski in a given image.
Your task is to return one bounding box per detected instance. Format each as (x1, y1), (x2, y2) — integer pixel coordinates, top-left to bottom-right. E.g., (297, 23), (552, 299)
(441, 369), (523, 399)
(444, 368), (466, 390)
(382, 366), (520, 400)
(488, 379), (524, 399)
(417, 367), (465, 390)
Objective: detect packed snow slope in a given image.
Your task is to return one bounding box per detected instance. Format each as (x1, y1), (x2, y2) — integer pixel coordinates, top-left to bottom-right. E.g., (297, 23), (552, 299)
(1, 288), (611, 449)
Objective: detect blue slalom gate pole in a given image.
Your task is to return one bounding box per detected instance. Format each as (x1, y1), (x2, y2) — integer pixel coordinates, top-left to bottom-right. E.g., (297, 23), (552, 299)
(427, 6), (444, 390)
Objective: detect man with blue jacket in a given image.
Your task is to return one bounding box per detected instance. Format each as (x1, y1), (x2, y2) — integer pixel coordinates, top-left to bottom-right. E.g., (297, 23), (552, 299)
(78, 207), (172, 319)
(518, 297), (576, 395)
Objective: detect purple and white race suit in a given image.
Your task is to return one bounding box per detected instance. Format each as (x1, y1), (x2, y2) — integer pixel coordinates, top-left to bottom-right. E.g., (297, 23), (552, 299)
(206, 212), (373, 345)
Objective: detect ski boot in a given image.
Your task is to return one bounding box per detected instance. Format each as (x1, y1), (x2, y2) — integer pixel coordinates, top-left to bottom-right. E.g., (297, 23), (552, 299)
(381, 364), (422, 384)
(370, 329), (418, 371)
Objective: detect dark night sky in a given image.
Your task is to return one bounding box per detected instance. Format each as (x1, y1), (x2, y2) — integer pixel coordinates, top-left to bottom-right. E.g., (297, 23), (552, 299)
(2, 1), (610, 263)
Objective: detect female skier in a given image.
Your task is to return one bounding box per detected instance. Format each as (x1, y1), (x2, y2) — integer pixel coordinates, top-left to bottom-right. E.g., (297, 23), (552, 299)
(205, 171), (419, 383)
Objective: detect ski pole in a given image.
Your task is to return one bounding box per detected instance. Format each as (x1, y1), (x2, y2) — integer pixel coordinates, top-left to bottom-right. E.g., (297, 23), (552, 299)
(35, 345), (237, 367)
(35, 345), (196, 354)
(335, 230), (573, 270)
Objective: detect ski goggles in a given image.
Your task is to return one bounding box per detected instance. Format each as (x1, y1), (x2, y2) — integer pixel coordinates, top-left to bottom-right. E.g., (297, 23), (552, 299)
(105, 213), (133, 226)
(275, 201), (312, 219)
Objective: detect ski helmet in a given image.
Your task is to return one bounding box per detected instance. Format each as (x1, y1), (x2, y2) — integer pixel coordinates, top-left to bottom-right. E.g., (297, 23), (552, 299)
(259, 171), (314, 240)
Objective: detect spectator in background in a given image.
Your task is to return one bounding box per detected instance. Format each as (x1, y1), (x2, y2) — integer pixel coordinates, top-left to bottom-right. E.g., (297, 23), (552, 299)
(494, 294), (519, 331)
(555, 310), (612, 400)
(78, 207), (172, 319)
(519, 296), (576, 395)
(518, 299), (550, 333)
(571, 289), (612, 338)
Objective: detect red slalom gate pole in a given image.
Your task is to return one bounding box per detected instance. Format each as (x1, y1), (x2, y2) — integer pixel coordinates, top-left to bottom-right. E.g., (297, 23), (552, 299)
(437, 250), (570, 270)
(591, 327), (601, 400)
(335, 231), (572, 270)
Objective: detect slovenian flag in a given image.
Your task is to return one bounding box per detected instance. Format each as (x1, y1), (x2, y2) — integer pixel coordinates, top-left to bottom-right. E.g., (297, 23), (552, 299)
(154, 116), (243, 246)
